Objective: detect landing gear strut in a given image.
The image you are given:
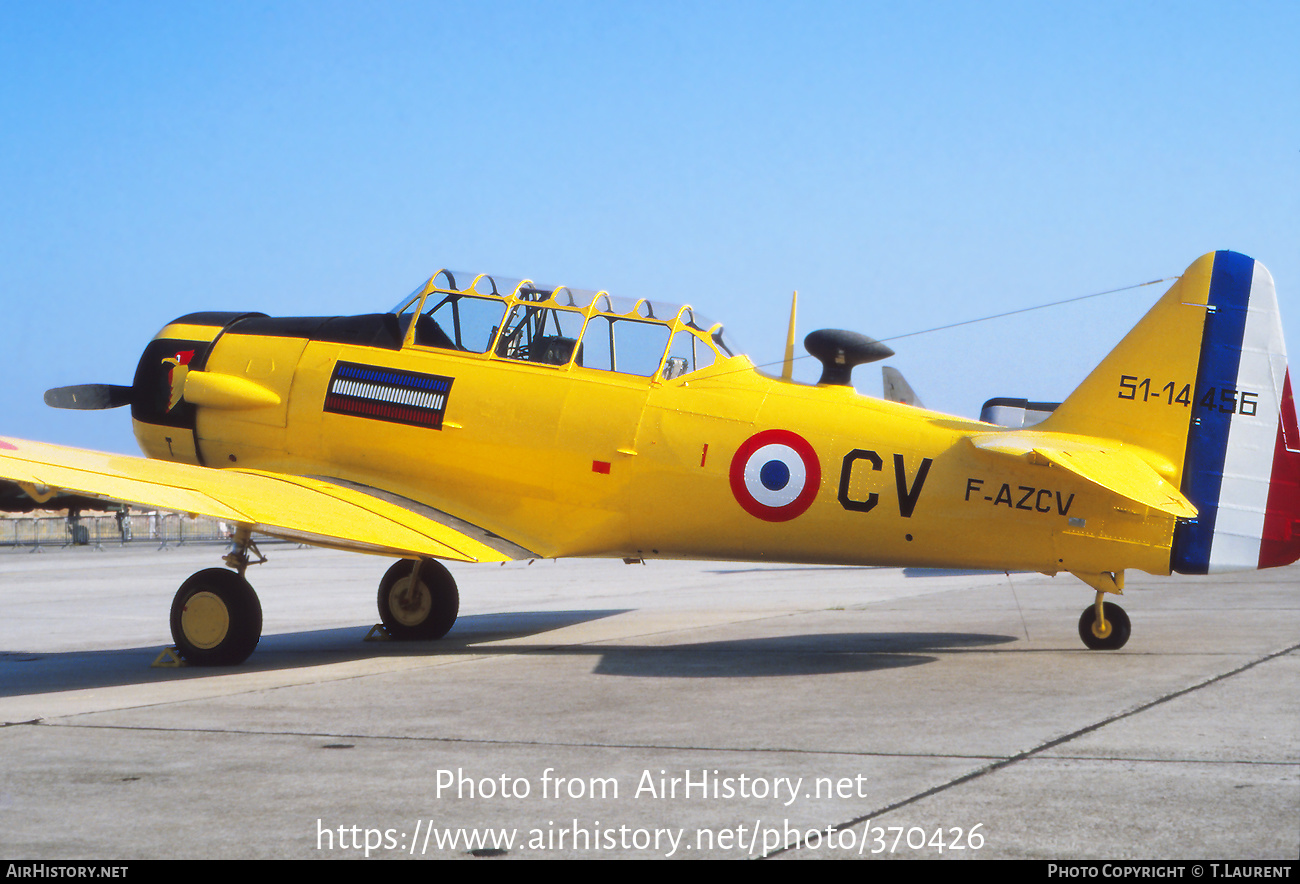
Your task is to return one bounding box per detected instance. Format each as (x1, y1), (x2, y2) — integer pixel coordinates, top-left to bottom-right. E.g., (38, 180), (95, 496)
(1072, 571), (1131, 650)
(377, 558), (459, 640)
(169, 526), (264, 665)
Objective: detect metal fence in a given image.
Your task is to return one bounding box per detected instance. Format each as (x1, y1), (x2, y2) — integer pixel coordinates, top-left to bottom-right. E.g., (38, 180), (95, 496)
(0, 512), (240, 550)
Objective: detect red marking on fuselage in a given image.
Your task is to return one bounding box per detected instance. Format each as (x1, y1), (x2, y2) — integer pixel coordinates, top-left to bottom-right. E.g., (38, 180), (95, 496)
(592, 460), (611, 474)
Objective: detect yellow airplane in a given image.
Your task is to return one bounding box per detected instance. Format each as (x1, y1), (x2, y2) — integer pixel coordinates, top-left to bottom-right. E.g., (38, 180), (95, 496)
(3, 250), (1297, 665)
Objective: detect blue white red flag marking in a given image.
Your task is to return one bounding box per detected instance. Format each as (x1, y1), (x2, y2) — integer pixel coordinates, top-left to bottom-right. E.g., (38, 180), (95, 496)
(1173, 252), (1300, 572)
(324, 361), (453, 430)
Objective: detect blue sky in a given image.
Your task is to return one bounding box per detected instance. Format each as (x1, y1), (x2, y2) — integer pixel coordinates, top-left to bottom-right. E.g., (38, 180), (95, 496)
(2, 1), (1297, 453)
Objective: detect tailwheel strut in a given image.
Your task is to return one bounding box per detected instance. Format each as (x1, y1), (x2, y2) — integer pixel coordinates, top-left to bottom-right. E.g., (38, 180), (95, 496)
(1074, 571), (1131, 650)
(169, 525), (265, 665)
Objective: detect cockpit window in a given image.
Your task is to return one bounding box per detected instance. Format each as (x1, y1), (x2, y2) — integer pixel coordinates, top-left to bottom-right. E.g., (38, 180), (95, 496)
(711, 327), (737, 358)
(579, 316), (672, 377)
(496, 304), (587, 365)
(415, 294), (508, 353)
(663, 329), (717, 379)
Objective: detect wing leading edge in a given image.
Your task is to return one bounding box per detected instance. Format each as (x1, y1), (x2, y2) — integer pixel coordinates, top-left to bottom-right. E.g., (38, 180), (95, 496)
(0, 436), (518, 563)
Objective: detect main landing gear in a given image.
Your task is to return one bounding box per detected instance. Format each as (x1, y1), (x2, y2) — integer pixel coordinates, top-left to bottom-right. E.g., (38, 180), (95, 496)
(168, 531), (461, 666)
(169, 527), (265, 666)
(377, 558), (459, 640)
(1074, 571), (1131, 651)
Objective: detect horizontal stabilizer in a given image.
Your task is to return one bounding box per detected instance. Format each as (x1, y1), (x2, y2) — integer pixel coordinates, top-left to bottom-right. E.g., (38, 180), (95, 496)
(979, 397), (1059, 428)
(969, 433), (1197, 518)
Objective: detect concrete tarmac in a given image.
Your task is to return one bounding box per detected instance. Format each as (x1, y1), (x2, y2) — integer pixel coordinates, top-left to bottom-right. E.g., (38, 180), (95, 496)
(0, 542), (1296, 860)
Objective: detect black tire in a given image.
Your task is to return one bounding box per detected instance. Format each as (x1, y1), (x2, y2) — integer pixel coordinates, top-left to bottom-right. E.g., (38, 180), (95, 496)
(170, 568), (262, 665)
(1078, 601), (1131, 650)
(377, 559), (459, 640)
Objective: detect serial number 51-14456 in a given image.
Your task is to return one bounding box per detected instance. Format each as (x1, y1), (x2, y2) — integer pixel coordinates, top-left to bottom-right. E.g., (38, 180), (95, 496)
(1118, 375), (1259, 416)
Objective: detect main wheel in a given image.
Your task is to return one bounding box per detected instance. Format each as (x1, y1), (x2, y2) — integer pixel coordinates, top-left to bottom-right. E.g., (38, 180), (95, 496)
(1078, 601), (1131, 650)
(378, 559), (459, 640)
(170, 568), (263, 665)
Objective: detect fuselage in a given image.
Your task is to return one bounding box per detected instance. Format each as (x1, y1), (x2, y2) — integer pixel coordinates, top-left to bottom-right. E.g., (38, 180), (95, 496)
(127, 276), (1178, 579)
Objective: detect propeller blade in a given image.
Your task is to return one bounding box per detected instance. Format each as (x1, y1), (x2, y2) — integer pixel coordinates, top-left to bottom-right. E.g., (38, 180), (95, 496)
(43, 384), (135, 410)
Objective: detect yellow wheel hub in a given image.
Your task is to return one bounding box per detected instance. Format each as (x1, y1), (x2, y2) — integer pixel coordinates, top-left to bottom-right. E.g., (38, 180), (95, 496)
(181, 591), (230, 650)
(390, 577), (431, 627)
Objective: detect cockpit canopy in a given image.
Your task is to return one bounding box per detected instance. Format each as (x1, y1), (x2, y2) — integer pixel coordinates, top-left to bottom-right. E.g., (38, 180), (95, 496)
(389, 270), (739, 380)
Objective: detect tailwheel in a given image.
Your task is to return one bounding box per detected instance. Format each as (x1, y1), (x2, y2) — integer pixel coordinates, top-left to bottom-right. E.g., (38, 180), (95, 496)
(378, 558), (459, 640)
(1078, 599), (1131, 650)
(170, 568), (263, 665)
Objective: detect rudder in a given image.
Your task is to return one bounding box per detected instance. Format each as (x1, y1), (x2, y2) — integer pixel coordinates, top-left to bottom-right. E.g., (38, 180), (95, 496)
(1173, 252), (1298, 572)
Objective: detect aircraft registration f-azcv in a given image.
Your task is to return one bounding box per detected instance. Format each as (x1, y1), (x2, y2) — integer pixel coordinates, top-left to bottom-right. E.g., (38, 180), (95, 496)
(3, 250), (1297, 664)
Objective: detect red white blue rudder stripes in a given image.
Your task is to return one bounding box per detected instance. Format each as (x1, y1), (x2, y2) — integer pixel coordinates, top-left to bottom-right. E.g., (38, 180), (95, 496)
(1172, 251), (1300, 573)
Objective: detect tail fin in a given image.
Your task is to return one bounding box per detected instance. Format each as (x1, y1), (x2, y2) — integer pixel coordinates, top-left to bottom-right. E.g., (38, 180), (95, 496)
(1039, 251), (1300, 573)
(882, 366), (923, 407)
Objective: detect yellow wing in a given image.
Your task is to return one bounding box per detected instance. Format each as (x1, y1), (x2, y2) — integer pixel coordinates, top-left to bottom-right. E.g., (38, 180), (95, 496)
(0, 436), (525, 562)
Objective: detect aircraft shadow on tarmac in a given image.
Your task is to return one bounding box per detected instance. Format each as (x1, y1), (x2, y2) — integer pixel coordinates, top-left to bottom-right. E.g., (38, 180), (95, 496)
(0, 608), (1015, 695)
(0, 609), (623, 695)
(589, 632), (1015, 677)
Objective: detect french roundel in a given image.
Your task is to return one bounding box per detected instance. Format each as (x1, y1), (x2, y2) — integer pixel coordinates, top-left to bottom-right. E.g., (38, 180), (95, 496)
(729, 429), (822, 522)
